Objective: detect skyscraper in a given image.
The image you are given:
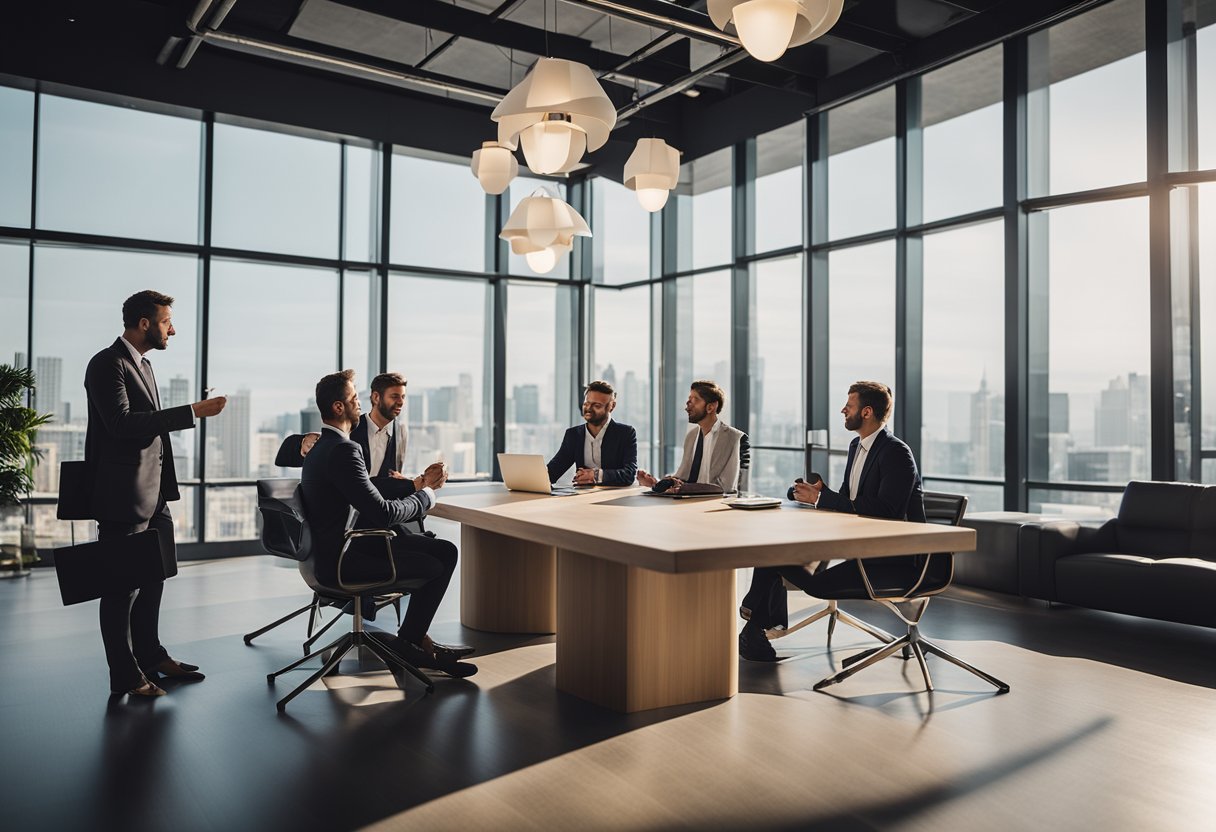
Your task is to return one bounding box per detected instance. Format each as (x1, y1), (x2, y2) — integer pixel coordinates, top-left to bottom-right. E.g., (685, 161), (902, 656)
(216, 389), (251, 478)
(513, 384), (541, 424)
(34, 356), (63, 423)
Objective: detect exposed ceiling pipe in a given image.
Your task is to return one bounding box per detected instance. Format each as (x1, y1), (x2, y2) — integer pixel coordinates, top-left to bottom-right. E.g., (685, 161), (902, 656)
(617, 48), (748, 120)
(560, 0), (742, 48)
(178, 0), (241, 69)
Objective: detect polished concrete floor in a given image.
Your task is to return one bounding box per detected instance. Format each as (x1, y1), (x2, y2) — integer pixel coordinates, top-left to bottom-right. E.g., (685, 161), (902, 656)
(0, 516), (1212, 831)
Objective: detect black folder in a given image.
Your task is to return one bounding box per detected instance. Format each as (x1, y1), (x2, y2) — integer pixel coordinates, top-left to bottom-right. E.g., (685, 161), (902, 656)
(56, 460), (94, 521)
(54, 529), (167, 606)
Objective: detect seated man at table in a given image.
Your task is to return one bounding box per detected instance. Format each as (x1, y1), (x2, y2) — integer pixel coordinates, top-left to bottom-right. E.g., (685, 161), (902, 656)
(301, 369), (476, 677)
(546, 380), (638, 486)
(738, 381), (925, 662)
(637, 380), (742, 494)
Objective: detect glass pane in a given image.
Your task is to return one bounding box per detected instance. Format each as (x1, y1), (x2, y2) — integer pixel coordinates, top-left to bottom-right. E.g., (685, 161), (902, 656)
(0, 85), (33, 228)
(922, 46), (1003, 221)
(1199, 3), (1216, 170)
(923, 479), (1004, 513)
(675, 147), (732, 270)
(828, 87), (896, 240)
(668, 271), (732, 469)
(922, 221), (1005, 479)
(1033, 198), (1150, 483)
(212, 123), (339, 258)
(344, 144), (378, 262)
(750, 448), (803, 501)
(342, 270), (376, 385)
(392, 151), (487, 272)
(828, 242), (896, 451)
(1, 241), (29, 369)
(206, 260), (338, 480)
(29, 506), (97, 550)
(206, 486), (258, 541)
(1200, 184), (1216, 457)
(750, 254), (803, 446)
(1028, 0), (1146, 196)
(30, 247), (199, 491)
(387, 275), (490, 478)
(591, 285), (653, 471)
(505, 282), (579, 465)
(507, 175), (569, 277)
(1028, 487), (1123, 518)
(1204, 458), (1216, 483)
(37, 95), (201, 243)
(754, 121), (804, 253)
(592, 177), (650, 285)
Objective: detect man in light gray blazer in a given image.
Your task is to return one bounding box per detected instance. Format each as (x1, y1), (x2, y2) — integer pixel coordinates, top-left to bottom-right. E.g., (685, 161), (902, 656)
(637, 380), (742, 493)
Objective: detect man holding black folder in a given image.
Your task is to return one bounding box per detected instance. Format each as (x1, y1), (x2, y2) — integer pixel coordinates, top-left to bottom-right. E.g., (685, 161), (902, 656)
(84, 290), (227, 697)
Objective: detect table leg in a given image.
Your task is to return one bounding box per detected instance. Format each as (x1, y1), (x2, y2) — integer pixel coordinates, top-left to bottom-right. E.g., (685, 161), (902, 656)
(556, 549), (737, 713)
(460, 527), (556, 633)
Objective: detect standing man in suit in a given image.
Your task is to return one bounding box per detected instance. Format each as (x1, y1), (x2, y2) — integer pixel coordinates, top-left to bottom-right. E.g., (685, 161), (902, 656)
(637, 380), (742, 493)
(300, 369), (476, 677)
(738, 381), (925, 661)
(546, 380), (638, 486)
(85, 290), (227, 697)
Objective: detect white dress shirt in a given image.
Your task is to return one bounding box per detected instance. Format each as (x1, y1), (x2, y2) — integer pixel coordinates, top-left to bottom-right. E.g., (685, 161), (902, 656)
(368, 416), (395, 477)
(848, 429), (881, 501)
(584, 416), (611, 483)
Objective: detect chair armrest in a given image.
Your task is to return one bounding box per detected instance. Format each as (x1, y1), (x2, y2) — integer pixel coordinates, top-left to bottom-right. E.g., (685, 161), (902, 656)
(336, 528), (399, 593)
(1017, 519), (1113, 600)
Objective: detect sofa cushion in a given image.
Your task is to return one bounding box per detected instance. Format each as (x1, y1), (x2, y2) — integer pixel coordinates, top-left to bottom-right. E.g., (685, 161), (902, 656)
(1191, 487), (1216, 557)
(1116, 481), (1202, 558)
(1056, 551), (1216, 628)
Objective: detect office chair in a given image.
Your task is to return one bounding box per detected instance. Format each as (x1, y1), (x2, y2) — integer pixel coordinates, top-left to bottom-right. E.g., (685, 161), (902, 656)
(811, 491), (1010, 695)
(246, 478), (401, 652)
(266, 485), (435, 712)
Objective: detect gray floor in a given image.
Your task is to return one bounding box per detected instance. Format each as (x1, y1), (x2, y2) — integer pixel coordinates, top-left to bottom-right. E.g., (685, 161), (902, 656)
(1, 516), (1212, 831)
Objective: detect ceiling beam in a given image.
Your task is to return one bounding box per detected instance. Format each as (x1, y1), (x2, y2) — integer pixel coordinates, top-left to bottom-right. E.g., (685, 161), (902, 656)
(416, 0), (527, 70)
(826, 20), (911, 54)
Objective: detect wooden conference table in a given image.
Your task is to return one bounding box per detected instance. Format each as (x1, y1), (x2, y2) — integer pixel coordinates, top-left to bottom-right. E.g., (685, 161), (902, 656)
(429, 484), (976, 713)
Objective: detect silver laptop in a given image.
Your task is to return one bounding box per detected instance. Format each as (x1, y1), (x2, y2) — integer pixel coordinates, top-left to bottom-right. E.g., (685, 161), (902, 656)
(498, 453), (578, 495)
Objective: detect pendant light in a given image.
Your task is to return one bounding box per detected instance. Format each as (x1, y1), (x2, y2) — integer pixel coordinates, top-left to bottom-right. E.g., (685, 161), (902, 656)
(470, 141), (519, 195)
(708, 0), (844, 63)
(624, 138), (681, 212)
(499, 189), (591, 274)
(492, 58), (616, 175)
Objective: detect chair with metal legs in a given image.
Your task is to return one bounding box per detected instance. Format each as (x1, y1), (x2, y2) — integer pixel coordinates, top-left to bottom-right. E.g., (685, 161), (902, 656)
(811, 492), (1010, 695)
(266, 489), (434, 712)
(246, 478), (403, 649)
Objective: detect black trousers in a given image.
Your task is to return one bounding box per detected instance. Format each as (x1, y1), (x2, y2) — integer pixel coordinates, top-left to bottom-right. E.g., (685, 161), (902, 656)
(96, 499), (173, 691)
(741, 558), (920, 630)
(344, 531), (458, 645)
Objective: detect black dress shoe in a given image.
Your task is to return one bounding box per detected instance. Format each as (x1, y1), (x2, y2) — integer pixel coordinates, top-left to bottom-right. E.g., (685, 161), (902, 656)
(739, 622), (778, 663)
(150, 659), (206, 682)
(112, 678), (166, 697)
(386, 637), (478, 678)
(421, 635), (475, 658)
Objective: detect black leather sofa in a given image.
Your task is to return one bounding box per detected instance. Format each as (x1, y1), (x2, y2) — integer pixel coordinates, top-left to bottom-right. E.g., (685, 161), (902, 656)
(1019, 481), (1216, 628)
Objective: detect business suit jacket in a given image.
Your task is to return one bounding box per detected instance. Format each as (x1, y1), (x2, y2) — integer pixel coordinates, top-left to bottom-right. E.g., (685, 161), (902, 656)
(276, 414), (416, 498)
(673, 422), (744, 492)
(546, 420), (638, 485)
(84, 338), (195, 575)
(299, 429), (432, 586)
(795, 427), (925, 522)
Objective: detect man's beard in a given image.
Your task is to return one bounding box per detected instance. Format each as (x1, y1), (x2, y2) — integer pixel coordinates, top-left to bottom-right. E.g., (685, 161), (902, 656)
(584, 410), (607, 426)
(844, 413), (862, 431)
(147, 332), (168, 350)
(377, 401), (400, 423)
(687, 405), (706, 424)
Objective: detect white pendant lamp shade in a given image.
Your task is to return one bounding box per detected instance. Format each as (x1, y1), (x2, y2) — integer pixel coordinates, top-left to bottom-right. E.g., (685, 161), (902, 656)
(492, 58), (617, 174)
(624, 138), (681, 213)
(518, 117), (588, 176)
(470, 141), (519, 195)
(499, 190), (591, 274)
(708, 0), (845, 62)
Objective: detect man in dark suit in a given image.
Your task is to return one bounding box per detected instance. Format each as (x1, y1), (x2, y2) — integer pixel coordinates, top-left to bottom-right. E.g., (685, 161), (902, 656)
(300, 369), (476, 677)
(738, 381), (925, 661)
(85, 290), (227, 697)
(546, 380), (638, 486)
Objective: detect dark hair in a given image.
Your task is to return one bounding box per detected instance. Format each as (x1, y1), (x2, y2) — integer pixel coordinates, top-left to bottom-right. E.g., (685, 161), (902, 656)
(122, 290), (175, 330)
(370, 372), (408, 397)
(849, 380), (893, 423)
(316, 369), (356, 420)
(690, 380), (725, 413)
(585, 380), (616, 399)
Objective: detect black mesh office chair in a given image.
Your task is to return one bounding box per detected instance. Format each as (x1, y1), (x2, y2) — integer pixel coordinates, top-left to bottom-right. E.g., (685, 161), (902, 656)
(810, 491), (1009, 694)
(245, 478), (401, 652)
(266, 485), (434, 712)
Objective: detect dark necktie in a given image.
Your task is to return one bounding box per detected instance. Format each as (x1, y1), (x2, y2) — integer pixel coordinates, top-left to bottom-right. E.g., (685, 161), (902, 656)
(376, 427), (396, 477)
(688, 430), (705, 483)
(140, 358), (161, 410)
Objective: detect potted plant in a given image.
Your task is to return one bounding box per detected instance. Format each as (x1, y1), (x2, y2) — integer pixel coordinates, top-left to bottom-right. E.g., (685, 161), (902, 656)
(0, 364), (52, 578)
